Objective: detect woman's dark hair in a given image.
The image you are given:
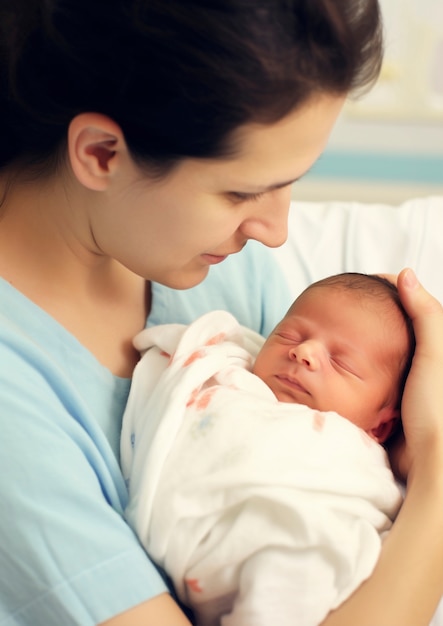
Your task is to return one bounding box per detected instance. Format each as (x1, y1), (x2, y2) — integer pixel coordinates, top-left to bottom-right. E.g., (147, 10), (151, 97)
(0, 0), (383, 176)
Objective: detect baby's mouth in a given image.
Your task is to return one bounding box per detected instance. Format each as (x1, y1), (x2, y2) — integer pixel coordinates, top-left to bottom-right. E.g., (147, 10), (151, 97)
(276, 374), (310, 395)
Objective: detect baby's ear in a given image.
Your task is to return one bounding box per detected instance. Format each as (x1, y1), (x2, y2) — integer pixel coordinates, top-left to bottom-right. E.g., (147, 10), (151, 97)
(369, 407), (401, 444)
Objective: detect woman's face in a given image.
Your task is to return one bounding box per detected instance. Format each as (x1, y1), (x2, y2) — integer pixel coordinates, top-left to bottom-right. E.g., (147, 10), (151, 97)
(93, 94), (344, 288)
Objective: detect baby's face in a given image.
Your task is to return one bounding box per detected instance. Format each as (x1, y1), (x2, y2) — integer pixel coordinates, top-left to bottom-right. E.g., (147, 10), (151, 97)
(253, 286), (407, 439)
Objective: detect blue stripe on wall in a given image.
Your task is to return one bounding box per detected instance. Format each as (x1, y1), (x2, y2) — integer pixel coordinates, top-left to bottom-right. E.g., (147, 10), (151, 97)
(307, 152), (443, 185)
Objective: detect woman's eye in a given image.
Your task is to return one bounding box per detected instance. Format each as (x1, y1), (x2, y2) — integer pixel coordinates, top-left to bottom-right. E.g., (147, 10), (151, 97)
(228, 191), (265, 203)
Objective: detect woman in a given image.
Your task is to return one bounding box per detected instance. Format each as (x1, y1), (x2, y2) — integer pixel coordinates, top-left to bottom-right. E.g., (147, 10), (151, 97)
(0, 1), (442, 625)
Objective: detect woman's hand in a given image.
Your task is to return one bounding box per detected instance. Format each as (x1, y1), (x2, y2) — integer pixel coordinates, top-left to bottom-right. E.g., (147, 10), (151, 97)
(392, 268), (443, 482)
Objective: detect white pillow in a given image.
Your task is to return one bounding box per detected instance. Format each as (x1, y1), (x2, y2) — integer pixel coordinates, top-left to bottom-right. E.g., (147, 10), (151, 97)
(273, 195), (443, 303)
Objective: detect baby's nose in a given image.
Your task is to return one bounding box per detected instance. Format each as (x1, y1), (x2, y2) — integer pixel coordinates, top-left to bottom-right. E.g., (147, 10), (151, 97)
(289, 341), (321, 370)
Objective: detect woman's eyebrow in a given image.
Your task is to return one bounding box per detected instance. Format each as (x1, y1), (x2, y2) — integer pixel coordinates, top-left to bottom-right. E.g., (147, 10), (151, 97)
(248, 165), (315, 193)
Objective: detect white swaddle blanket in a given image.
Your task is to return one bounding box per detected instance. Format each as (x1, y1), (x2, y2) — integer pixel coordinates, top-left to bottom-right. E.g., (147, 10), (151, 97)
(121, 310), (403, 626)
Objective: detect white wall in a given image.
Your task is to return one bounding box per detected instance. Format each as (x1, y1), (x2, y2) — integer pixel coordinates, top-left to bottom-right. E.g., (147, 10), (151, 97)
(296, 0), (443, 204)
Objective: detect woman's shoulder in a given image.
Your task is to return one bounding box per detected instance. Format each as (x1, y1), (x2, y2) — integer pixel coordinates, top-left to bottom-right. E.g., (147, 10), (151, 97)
(0, 277), (130, 455)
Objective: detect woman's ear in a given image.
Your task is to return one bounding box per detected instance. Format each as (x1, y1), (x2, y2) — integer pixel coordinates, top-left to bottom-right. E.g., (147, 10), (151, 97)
(370, 407), (401, 444)
(67, 113), (128, 191)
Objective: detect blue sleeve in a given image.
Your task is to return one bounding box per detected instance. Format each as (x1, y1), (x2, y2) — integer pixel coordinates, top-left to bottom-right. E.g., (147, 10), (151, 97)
(148, 241), (292, 336)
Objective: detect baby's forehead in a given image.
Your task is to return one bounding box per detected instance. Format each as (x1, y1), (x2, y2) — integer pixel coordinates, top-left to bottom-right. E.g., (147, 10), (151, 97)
(287, 284), (382, 315)
(283, 285), (407, 348)
(292, 283), (398, 315)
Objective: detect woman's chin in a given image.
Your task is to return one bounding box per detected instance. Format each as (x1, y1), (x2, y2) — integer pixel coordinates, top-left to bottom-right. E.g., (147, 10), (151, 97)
(156, 266), (211, 290)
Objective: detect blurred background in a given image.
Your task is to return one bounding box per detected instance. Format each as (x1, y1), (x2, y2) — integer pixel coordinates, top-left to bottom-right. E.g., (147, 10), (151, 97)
(296, 0), (443, 204)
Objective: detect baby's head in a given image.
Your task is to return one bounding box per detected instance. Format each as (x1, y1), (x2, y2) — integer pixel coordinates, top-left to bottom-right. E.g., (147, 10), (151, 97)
(253, 273), (415, 443)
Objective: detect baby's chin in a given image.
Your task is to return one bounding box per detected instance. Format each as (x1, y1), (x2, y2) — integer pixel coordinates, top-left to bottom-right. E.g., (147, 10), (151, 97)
(269, 386), (312, 407)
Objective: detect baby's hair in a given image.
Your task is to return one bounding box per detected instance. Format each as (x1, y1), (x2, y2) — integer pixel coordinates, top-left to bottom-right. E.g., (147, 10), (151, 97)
(295, 272), (415, 411)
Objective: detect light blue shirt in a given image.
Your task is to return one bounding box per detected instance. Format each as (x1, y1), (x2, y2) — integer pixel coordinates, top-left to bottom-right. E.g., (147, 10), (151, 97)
(0, 242), (290, 625)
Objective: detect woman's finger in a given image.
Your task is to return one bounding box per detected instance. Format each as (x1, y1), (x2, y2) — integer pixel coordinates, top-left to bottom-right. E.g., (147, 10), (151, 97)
(396, 268), (443, 466)
(397, 268), (443, 358)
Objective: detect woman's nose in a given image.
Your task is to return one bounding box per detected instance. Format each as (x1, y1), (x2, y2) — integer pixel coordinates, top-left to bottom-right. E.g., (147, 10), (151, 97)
(239, 186), (291, 248)
(289, 341), (321, 370)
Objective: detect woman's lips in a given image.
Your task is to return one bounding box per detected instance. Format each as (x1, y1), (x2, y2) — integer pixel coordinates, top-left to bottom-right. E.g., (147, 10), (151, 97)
(201, 243), (247, 265)
(201, 253), (228, 265)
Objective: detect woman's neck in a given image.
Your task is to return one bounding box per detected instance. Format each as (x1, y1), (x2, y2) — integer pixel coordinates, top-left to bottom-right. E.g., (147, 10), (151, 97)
(0, 173), (151, 377)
